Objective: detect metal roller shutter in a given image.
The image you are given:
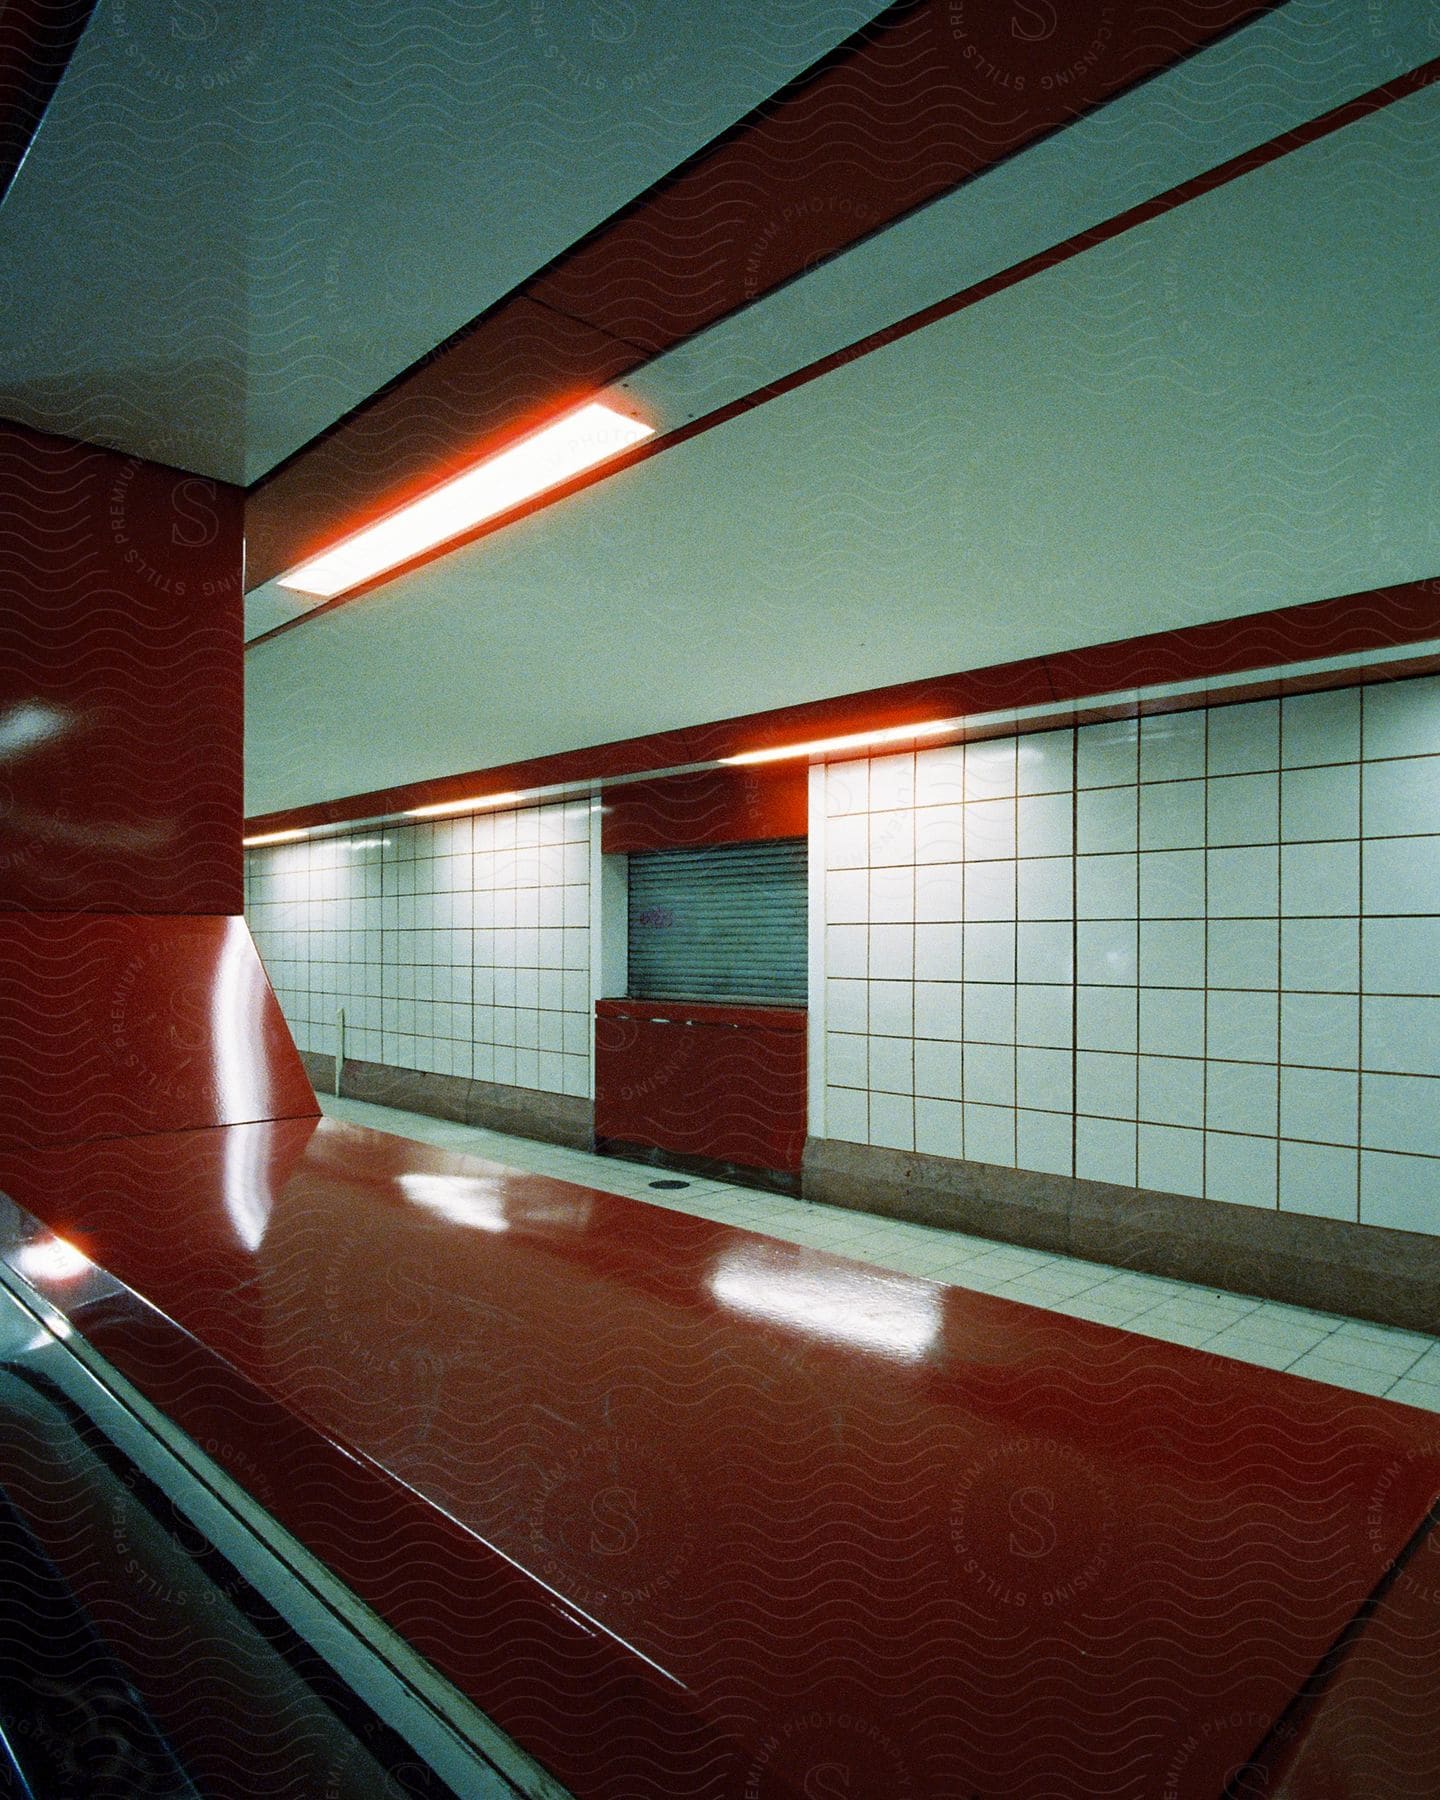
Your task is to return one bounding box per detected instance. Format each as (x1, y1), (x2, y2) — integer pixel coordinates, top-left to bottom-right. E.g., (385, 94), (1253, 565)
(627, 839), (808, 1005)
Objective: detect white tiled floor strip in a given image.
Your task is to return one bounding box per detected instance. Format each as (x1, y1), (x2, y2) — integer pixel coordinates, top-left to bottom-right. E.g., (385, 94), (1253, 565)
(321, 1095), (1440, 1412)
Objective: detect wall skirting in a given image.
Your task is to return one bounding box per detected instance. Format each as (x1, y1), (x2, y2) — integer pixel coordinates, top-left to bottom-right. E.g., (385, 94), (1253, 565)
(803, 1137), (1440, 1337)
(300, 1051), (593, 1151)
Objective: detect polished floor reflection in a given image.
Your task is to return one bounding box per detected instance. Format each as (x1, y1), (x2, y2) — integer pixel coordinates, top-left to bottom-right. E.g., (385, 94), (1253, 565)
(1, 1110), (1438, 1799)
(324, 1095), (1440, 1406)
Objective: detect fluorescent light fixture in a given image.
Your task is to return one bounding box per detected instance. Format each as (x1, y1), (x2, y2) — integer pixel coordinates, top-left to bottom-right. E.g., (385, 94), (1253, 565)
(243, 828), (307, 847)
(723, 718), (960, 766)
(406, 791), (523, 818)
(277, 400), (656, 599)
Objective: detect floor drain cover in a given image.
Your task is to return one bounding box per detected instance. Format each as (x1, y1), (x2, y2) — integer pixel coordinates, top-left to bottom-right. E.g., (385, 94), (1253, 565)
(648, 1178), (690, 1190)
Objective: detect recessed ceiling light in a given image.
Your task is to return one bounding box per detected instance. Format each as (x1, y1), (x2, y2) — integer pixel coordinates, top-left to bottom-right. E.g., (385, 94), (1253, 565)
(406, 791), (525, 818)
(277, 400), (656, 600)
(723, 719), (960, 765)
(243, 828), (308, 847)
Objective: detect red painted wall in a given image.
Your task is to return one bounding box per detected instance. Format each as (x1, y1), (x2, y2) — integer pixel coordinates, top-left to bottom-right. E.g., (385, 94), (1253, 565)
(601, 764), (807, 854)
(0, 420), (315, 1147)
(595, 999), (807, 1174)
(0, 421), (244, 915)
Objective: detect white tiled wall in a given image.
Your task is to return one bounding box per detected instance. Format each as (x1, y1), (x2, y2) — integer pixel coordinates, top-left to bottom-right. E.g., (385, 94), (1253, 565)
(245, 799), (595, 1098)
(814, 675), (1440, 1237)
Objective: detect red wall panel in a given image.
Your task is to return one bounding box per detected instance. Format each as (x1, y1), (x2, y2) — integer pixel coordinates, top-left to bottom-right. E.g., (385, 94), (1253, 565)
(0, 421), (245, 915)
(601, 764), (807, 854)
(0, 913), (316, 1149)
(595, 999), (806, 1173)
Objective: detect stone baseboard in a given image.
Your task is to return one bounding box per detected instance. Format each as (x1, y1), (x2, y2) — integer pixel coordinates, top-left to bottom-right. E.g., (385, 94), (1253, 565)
(803, 1137), (1440, 1337)
(299, 1051), (593, 1151)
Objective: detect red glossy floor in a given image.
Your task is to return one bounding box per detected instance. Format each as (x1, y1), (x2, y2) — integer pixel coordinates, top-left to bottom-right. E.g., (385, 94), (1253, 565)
(1, 1112), (1438, 1798)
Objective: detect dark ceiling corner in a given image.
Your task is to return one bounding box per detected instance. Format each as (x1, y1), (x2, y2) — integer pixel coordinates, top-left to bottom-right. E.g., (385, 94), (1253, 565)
(0, 0), (96, 209)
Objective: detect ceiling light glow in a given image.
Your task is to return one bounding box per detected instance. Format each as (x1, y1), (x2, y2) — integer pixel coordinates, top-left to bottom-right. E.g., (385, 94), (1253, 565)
(723, 718), (960, 766)
(243, 829), (308, 847)
(277, 401), (656, 600)
(406, 791), (523, 818)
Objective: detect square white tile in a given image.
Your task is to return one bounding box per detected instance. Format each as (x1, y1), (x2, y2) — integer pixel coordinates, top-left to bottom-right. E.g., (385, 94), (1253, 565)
(1204, 1131), (1278, 1208)
(913, 981), (963, 1042)
(1206, 1061), (1278, 1136)
(1362, 756), (1440, 838)
(1208, 698), (1280, 776)
(1207, 919), (1279, 990)
(1363, 675), (1440, 761)
(1363, 835), (1440, 917)
(1363, 995), (1440, 1077)
(963, 1042), (1016, 1107)
(965, 861), (1018, 922)
(1137, 1055), (1205, 1129)
(1138, 987), (1205, 1057)
(1017, 920), (1073, 984)
(963, 922), (1016, 983)
(964, 982), (1016, 1045)
(1207, 773), (1279, 848)
(868, 1035), (913, 1094)
(1137, 1122), (1204, 1197)
(1363, 916), (1440, 997)
(1274, 1137), (1353, 1224)
(1015, 728), (1074, 796)
(868, 980), (914, 1038)
(1362, 1074), (1440, 1158)
(1278, 1067), (1358, 1146)
(964, 1102), (1017, 1166)
(914, 1038), (963, 1101)
(1076, 719), (1139, 789)
(1139, 778), (1206, 851)
(1017, 856), (1074, 921)
(1280, 991), (1358, 1069)
(1016, 792), (1073, 859)
(869, 923), (914, 982)
(1139, 919), (1206, 988)
(1139, 850), (1205, 919)
(914, 923), (964, 981)
(1140, 709), (1206, 783)
(1077, 984), (1138, 1052)
(1207, 990), (1279, 1063)
(914, 1096), (964, 1158)
(1016, 984), (1073, 1049)
(1017, 1108), (1074, 1177)
(1280, 763), (1360, 842)
(965, 737), (1018, 801)
(1076, 1051), (1136, 1119)
(868, 1090), (914, 1151)
(1280, 917), (1360, 992)
(1282, 688), (1361, 768)
(1208, 846), (1279, 918)
(1016, 1046), (1072, 1113)
(915, 805), (964, 865)
(1075, 1115), (1137, 1186)
(1075, 919), (1138, 984)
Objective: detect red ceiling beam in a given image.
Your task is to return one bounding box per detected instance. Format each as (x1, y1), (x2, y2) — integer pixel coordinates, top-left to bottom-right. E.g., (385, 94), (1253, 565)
(244, 0), (1279, 594)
